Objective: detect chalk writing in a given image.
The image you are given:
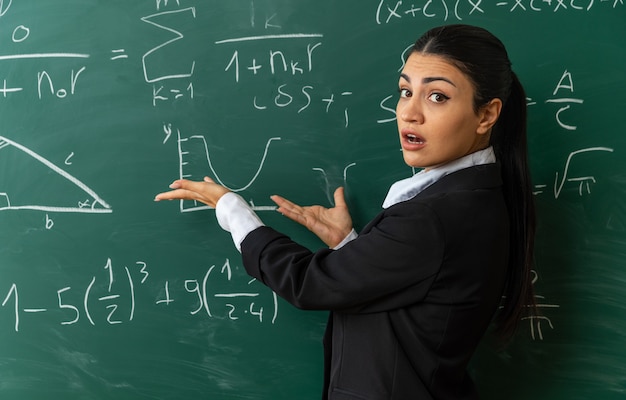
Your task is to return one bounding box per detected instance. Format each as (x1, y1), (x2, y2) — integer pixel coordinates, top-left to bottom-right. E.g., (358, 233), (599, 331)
(1, 257), (277, 332)
(152, 82), (194, 106)
(157, 259), (278, 324)
(254, 86), (354, 127)
(174, 127), (280, 212)
(110, 49), (128, 61)
(155, 0), (181, 11)
(0, 55), (88, 99)
(533, 147), (615, 198)
(377, 94), (397, 124)
(37, 67), (87, 99)
(217, 37), (353, 126)
(375, 0), (623, 24)
(212, 11), (353, 127)
(220, 41), (322, 82)
(522, 270), (560, 340)
(12, 25), (29, 42)
(141, 7), (196, 83)
(0, 136), (112, 214)
(544, 70), (584, 131)
(0, 53), (90, 62)
(0, 0), (13, 17)
(141, 7), (197, 106)
(0, 3), (89, 100)
(2, 258), (140, 331)
(313, 163), (357, 205)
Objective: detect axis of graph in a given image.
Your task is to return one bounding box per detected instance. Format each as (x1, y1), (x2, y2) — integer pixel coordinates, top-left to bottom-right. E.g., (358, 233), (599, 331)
(176, 130), (280, 212)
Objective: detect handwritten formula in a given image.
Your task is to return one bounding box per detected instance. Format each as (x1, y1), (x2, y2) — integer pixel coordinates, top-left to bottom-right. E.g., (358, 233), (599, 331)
(375, 0), (624, 24)
(1, 257), (278, 333)
(529, 69), (615, 198)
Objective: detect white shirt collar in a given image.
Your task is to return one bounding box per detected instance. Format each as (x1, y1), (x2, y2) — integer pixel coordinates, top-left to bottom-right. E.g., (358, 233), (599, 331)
(382, 147), (496, 209)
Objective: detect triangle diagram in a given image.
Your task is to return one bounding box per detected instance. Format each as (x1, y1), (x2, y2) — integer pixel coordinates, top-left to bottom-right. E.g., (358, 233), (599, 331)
(0, 136), (112, 213)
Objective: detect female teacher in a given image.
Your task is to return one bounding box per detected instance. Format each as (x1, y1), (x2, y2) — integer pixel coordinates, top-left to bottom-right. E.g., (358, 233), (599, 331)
(156, 24), (537, 400)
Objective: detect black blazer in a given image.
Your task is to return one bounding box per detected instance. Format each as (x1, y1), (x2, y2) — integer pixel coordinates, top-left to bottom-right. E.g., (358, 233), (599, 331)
(241, 164), (509, 400)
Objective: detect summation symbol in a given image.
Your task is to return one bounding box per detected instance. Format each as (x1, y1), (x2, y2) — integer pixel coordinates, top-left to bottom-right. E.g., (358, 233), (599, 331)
(141, 7), (196, 83)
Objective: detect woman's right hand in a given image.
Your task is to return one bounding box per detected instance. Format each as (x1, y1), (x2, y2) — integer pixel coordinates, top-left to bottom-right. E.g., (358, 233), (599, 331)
(271, 187), (353, 248)
(154, 176), (230, 208)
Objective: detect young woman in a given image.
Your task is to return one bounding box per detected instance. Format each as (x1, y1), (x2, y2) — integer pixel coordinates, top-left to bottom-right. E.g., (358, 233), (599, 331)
(156, 24), (536, 400)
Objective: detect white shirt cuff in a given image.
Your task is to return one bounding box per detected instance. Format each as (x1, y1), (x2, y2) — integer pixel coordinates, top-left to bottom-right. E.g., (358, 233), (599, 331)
(332, 229), (358, 250)
(215, 192), (264, 252)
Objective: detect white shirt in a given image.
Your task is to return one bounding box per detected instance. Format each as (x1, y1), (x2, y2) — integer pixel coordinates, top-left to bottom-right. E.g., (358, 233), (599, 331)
(382, 146), (496, 208)
(216, 147), (496, 251)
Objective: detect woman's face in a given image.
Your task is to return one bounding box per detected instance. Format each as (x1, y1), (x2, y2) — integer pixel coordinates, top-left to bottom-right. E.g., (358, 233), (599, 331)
(396, 52), (495, 170)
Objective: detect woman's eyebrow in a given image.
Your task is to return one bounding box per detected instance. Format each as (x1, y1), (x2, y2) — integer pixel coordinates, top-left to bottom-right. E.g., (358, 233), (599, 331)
(399, 73), (456, 87)
(422, 76), (456, 87)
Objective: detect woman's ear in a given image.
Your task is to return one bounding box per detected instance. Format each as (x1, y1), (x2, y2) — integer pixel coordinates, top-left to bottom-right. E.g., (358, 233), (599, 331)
(477, 98), (503, 135)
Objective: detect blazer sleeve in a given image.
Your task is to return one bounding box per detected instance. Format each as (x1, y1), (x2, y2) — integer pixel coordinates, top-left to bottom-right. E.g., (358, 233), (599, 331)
(240, 200), (445, 313)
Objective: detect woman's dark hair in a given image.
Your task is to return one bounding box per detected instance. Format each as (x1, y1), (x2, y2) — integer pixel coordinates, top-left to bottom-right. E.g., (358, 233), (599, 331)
(412, 24), (537, 342)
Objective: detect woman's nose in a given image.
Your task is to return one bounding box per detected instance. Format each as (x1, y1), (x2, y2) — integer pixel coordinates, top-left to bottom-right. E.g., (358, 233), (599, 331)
(398, 98), (424, 123)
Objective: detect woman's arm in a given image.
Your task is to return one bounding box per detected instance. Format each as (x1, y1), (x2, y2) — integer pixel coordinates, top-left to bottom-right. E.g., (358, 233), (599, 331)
(155, 177), (355, 249)
(241, 201), (445, 313)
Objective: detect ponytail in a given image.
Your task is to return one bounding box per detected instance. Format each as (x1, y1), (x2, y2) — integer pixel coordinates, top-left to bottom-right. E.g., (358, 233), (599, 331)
(490, 72), (537, 342)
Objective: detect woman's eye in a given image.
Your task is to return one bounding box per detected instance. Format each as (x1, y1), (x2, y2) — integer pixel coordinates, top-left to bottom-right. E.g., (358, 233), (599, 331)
(428, 92), (449, 103)
(399, 88), (411, 98)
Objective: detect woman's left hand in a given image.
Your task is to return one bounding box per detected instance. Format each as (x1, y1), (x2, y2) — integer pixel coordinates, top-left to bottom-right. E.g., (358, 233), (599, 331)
(154, 177), (230, 207)
(271, 187), (353, 248)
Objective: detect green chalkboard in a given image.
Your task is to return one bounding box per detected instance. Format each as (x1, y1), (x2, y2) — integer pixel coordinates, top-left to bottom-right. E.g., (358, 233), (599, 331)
(1, 1), (625, 399)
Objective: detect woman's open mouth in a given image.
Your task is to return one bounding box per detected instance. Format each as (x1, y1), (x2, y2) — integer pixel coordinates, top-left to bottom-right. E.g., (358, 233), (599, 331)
(406, 133), (424, 144)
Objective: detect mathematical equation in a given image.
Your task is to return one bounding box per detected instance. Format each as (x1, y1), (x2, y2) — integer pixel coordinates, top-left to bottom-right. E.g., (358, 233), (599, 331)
(1, 256), (556, 340)
(0, 2), (196, 105)
(523, 270), (560, 340)
(533, 147), (614, 198)
(0, 2), (355, 128)
(148, 1), (355, 125)
(528, 70), (584, 132)
(214, 23), (352, 127)
(527, 69), (615, 198)
(1, 257), (278, 332)
(375, 0), (624, 24)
